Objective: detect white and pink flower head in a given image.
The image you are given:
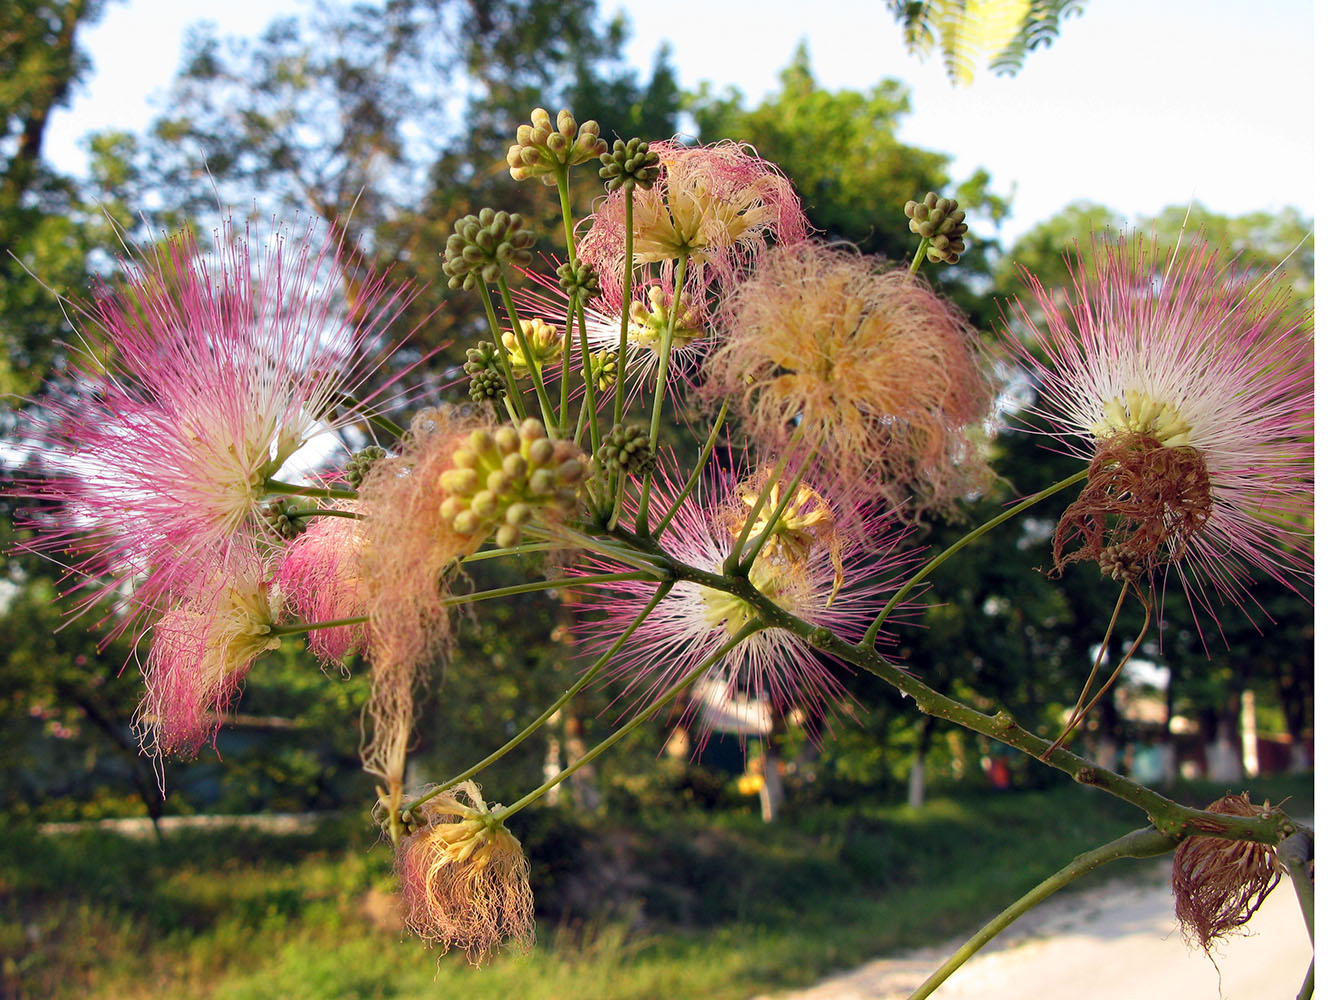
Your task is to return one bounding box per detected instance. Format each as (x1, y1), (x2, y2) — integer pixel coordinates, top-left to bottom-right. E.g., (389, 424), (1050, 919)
(1001, 230), (1313, 624)
(138, 544), (282, 757)
(20, 215), (427, 640)
(578, 140), (809, 302)
(571, 456), (922, 741)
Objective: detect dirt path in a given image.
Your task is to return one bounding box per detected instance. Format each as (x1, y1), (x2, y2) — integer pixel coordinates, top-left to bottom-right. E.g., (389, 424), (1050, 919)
(755, 859), (1311, 1000)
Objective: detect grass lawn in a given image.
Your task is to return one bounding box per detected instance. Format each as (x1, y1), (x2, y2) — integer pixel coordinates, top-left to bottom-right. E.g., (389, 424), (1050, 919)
(1, 773), (1312, 1000)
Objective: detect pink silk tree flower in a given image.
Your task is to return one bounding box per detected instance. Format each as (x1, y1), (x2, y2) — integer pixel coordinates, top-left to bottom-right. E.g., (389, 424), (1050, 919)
(571, 458), (921, 739)
(276, 500), (368, 666)
(19, 216), (425, 640)
(1000, 231), (1313, 620)
(703, 243), (995, 514)
(138, 547), (282, 756)
(577, 140), (809, 302)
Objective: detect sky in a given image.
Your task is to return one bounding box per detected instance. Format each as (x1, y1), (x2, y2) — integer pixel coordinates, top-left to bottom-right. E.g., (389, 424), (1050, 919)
(45, 0), (1317, 243)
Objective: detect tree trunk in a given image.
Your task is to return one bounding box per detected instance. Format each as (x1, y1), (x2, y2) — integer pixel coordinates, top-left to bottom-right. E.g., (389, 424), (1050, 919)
(907, 715), (937, 809)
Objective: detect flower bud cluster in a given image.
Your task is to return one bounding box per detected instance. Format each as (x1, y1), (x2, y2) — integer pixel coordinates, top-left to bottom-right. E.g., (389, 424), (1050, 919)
(905, 192), (968, 264)
(464, 341), (507, 402)
(587, 349), (619, 392)
(507, 109), (607, 185)
(1097, 543), (1144, 583)
(557, 259), (601, 300)
(598, 137), (662, 191)
(343, 445), (388, 489)
(502, 318), (563, 377)
(628, 285), (705, 354)
(597, 423), (654, 476)
(261, 498), (314, 539)
(438, 419), (587, 548)
(442, 209), (536, 290)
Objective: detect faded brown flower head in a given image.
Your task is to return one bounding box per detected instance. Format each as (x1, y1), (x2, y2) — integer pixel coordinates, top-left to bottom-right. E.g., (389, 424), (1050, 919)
(704, 243), (993, 513)
(1172, 793), (1282, 955)
(356, 406), (494, 812)
(395, 781), (534, 963)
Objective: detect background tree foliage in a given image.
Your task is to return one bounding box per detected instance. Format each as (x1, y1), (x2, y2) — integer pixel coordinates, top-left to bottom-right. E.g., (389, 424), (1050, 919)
(886, 0), (1087, 85)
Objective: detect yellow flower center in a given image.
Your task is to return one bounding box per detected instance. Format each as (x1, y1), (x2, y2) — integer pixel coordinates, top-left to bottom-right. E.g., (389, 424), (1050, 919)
(1092, 390), (1192, 448)
(699, 557), (783, 636)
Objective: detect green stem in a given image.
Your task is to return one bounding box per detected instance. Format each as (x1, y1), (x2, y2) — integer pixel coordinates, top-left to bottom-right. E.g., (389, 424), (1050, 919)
(724, 428), (805, 574)
(909, 236), (929, 274)
(459, 542), (554, 564)
(554, 164), (603, 452)
(862, 468), (1089, 645)
(1297, 961), (1314, 1000)
(402, 581), (676, 815)
(574, 296), (601, 455)
(737, 447), (819, 575)
(907, 827), (1178, 1000)
(478, 288), (527, 423)
(292, 508), (362, 521)
(329, 390), (406, 441)
(634, 258), (688, 535)
(600, 524), (1298, 847)
(614, 187), (635, 426)
(267, 616), (367, 637)
(1276, 828), (1315, 945)
(495, 273), (558, 434)
(440, 570), (660, 608)
(652, 403), (728, 541)
(558, 292), (576, 435)
(262, 479), (358, 501)
(496, 619), (762, 821)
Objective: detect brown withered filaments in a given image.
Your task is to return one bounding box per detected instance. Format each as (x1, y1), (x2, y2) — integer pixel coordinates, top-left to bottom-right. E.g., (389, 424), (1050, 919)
(1053, 432), (1213, 579)
(395, 782), (535, 963)
(1172, 792), (1282, 954)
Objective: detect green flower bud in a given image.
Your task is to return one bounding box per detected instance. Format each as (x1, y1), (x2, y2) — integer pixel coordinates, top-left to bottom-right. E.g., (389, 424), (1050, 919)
(588, 349), (619, 392)
(905, 193), (968, 264)
(596, 422), (655, 476)
(557, 259), (601, 300)
(439, 467), (478, 493)
(495, 523), (521, 549)
(343, 445), (387, 489)
(507, 108), (608, 185)
(527, 438), (555, 466)
(598, 137), (662, 192)
(261, 498), (315, 539)
(441, 209), (537, 289)
(528, 468), (556, 496)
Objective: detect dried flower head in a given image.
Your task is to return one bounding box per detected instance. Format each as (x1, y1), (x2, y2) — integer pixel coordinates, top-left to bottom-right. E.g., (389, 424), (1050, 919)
(578, 140), (808, 298)
(1172, 793), (1282, 954)
(704, 243), (993, 512)
(1002, 231), (1314, 618)
(395, 781), (534, 962)
(356, 407), (492, 803)
(138, 548), (281, 756)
